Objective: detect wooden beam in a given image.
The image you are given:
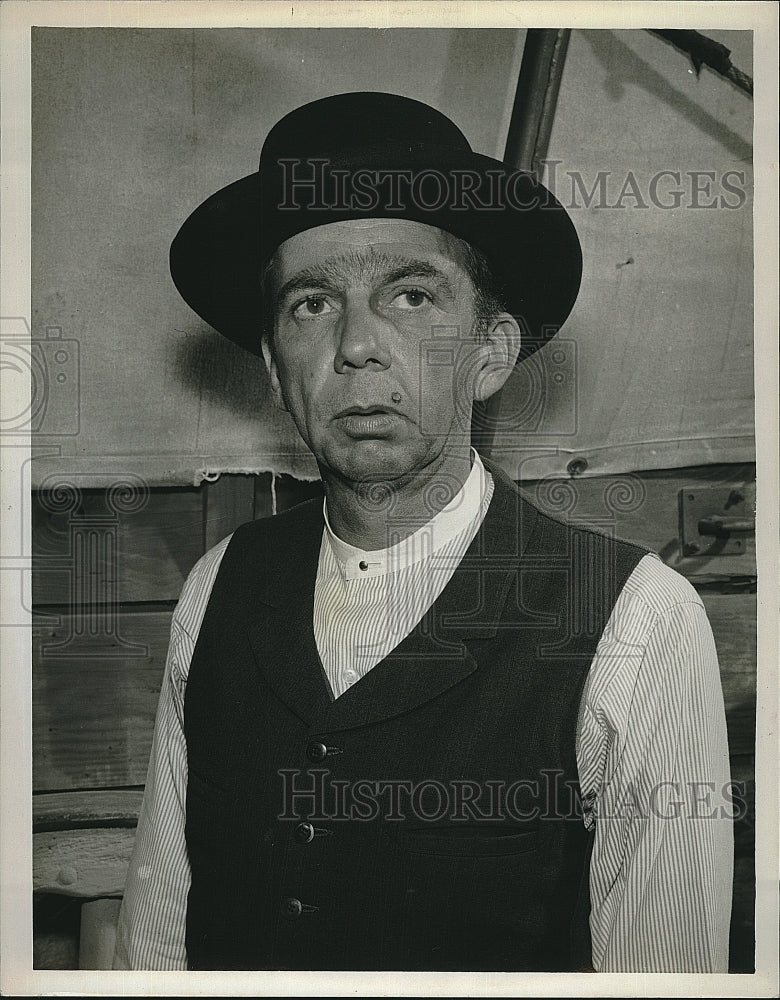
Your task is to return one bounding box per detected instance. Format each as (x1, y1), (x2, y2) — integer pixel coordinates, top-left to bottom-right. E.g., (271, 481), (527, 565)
(34, 828), (134, 898)
(34, 789), (143, 831)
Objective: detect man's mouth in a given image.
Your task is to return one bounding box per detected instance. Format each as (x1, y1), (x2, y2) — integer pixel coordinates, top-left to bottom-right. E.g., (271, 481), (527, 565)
(335, 405), (397, 418)
(334, 404), (404, 437)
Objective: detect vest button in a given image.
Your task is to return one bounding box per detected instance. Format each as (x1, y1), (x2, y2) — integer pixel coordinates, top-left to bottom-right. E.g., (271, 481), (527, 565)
(307, 740), (328, 762)
(281, 896), (303, 919)
(294, 822), (315, 844)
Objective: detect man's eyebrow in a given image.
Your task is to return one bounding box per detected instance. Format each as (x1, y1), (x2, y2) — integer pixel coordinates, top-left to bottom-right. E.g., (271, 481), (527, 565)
(274, 254), (457, 306)
(380, 260), (456, 295)
(275, 263), (342, 306)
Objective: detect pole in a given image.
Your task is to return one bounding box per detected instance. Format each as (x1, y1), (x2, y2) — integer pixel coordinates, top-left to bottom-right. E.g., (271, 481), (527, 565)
(471, 28), (571, 456)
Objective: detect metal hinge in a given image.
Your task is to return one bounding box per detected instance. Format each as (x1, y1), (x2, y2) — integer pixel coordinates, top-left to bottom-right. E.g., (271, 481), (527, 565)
(679, 487), (755, 556)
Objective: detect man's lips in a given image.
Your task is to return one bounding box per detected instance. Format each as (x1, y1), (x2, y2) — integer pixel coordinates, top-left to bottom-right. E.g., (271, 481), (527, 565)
(333, 404), (404, 419)
(333, 404), (406, 436)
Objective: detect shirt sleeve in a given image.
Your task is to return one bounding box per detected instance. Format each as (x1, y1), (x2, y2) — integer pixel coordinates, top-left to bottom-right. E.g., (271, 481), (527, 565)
(112, 620), (192, 970)
(112, 535), (231, 971)
(581, 557), (734, 973)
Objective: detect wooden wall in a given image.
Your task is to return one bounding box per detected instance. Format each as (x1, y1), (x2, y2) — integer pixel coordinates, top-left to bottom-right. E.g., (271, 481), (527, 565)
(32, 463), (756, 972)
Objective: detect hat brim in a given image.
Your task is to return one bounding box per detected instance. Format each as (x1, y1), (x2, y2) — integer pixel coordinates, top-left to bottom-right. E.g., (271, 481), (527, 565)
(170, 149), (582, 362)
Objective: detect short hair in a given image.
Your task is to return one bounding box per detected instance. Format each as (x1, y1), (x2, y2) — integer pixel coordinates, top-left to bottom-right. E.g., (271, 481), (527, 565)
(260, 232), (507, 347)
(456, 239), (507, 341)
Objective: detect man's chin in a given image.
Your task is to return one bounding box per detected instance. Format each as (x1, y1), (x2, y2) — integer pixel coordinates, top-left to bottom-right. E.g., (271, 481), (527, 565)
(318, 439), (434, 489)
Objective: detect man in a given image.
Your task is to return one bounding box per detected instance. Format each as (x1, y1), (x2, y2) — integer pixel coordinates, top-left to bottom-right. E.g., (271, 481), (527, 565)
(114, 92), (733, 973)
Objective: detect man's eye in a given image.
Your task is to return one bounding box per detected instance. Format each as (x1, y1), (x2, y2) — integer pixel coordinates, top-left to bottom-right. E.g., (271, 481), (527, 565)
(393, 288), (432, 310)
(292, 295), (334, 319)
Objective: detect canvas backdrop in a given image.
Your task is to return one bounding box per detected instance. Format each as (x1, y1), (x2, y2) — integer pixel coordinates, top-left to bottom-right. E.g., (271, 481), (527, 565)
(30, 27), (754, 487)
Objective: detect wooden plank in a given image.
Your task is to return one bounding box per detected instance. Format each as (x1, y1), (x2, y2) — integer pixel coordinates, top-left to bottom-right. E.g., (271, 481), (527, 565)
(203, 474), (256, 550)
(701, 594), (756, 756)
(728, 755), (755, 859)
(34, 828), (134, 897)
(720, 676), (757, 756)
(106, 488), (204, 603)
(32, 486), (205, 605)
(253, 471), (276, 520)
(33, 611), (170, 791)
(519, 464), (756, 583)
(701, 594), (757, 674)
(272, 473), (324, 514)
(34, 790), (143, 831)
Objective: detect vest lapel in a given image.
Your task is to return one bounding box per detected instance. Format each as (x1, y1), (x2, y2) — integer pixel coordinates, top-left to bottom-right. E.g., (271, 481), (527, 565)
(315, 463), (540, 733)
(243, 461), (541, 733)
(245, 500), (334, 725)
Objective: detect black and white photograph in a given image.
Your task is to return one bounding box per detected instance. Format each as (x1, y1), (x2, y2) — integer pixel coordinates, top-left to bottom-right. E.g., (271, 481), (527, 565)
(1, 1), (777, 995)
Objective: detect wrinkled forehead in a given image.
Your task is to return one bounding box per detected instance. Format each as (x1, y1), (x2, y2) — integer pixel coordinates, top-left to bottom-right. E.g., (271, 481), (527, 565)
(264, 218), (473, 297)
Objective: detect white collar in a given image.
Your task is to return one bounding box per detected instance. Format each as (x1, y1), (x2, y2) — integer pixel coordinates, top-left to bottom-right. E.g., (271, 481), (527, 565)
(323, 449), (490, 581)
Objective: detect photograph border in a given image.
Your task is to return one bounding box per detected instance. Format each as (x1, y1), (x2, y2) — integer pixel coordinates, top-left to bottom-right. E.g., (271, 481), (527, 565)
(1, 2), (777, 996)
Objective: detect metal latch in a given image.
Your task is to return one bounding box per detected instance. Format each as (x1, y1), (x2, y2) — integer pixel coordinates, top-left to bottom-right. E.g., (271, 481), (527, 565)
(679, 487), (755, 556)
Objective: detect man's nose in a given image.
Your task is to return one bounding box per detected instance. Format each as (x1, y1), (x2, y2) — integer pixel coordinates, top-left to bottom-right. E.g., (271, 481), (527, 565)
(334, 300), (392, 373)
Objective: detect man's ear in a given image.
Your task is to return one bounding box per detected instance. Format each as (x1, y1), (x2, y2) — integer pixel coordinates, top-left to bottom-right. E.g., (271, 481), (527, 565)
(260, 333), (289, 412)
(472, 313), (523, 403)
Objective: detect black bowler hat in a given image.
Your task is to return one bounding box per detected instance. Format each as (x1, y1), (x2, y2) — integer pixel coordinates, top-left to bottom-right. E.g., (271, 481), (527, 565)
(170, 92), (582, 361)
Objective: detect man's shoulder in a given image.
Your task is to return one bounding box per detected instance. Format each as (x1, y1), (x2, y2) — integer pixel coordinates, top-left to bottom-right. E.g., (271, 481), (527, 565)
(485, 461), (702, 617)
(484, 456), (649, 559)
(522, 492), (649, 557)
(514, 487), (703, 618)
(197, 495), (324, 561)
(175, 498), (324, 628)
(619, 551), (705, 615)
(232, 495), (324, 541)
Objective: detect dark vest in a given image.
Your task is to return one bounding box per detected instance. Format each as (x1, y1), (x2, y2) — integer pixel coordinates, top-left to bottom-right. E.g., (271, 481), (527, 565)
(184, 459), (647, 971)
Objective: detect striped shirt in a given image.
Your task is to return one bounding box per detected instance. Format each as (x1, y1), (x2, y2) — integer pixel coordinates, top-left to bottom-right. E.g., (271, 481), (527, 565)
(316, 450), (494, 695)
(114, 454), (733, 973)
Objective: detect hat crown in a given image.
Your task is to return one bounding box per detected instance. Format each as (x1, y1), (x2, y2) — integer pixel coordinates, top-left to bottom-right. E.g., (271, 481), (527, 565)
(260, 91), (472, 166)
(171, 90), (582, 361)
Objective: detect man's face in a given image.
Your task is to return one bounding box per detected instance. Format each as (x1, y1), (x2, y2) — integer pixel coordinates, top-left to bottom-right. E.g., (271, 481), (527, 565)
(262, 218), (511, 488)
